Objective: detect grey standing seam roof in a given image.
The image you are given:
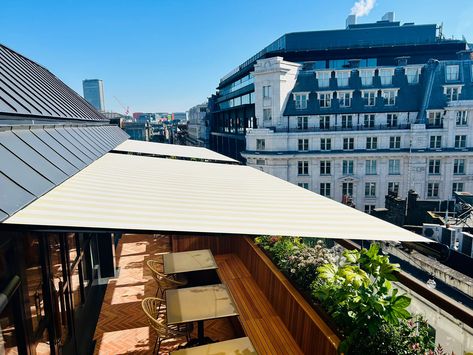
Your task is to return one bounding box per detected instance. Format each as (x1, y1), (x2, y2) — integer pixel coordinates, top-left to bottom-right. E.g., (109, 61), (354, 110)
(0, 44), (106, 121)
(0, 125), (128, 222)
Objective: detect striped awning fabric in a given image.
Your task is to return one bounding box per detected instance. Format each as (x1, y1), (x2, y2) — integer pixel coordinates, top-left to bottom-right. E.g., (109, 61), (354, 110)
(4, 153), (430, 242)
(113, 140), (238, 163)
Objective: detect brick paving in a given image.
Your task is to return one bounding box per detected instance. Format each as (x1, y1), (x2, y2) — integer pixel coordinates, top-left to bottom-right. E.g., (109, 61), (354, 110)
(93, 234), (237, 354)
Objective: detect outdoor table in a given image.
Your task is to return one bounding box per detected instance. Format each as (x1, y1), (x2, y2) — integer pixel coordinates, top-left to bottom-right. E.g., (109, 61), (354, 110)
(170, 337), (257, 354)
(166, 284), (239, 345)
(163, 249), (217, 274)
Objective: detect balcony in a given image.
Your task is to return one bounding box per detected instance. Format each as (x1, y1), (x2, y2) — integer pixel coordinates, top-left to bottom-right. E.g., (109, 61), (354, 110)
(271, 123), (411, 133)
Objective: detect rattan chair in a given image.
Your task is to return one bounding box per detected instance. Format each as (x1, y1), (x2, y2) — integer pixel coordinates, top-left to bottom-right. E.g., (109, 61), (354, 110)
(147, 260), (188, 298)
(141, 297), (192, 354)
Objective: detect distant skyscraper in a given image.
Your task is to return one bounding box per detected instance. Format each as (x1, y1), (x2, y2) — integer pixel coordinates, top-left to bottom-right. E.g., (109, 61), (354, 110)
(83, 79), (105, 111)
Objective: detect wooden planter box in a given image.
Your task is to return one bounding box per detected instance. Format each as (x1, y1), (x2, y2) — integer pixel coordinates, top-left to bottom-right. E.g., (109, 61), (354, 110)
(171, 235), (340, 355)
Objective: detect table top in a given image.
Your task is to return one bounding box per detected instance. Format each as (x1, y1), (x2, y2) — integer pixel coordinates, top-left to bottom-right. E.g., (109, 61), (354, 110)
(170, 337), (257, 354)
(166, 284), (238, 325)
(163, 249), (217, 274)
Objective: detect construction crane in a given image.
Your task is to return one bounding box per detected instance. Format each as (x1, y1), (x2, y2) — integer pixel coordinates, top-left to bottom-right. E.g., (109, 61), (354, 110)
(113, 96), (130, 116)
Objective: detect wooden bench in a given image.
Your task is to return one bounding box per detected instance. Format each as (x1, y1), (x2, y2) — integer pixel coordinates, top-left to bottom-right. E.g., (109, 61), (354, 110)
(215, 254), (303, 355)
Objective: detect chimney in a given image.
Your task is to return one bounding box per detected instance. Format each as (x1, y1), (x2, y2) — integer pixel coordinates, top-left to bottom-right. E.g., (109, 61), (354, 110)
(346, 15), (356, 28)
(382, 12), (395, 22)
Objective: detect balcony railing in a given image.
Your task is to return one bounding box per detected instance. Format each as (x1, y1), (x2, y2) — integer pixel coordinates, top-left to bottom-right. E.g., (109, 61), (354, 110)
(271, 123), (411, 133)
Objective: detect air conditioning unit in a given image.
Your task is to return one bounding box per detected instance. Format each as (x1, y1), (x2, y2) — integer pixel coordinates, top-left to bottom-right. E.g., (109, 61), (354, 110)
(422, 224), (443, 242)
(450, 227), (464, 250)
(461, 232), (473, 257)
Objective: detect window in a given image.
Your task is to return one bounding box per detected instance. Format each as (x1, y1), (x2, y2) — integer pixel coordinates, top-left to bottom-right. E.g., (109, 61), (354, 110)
(364, 114), (375, 128)
(320, 160), (331, 175)
(341, 115), (353, 128)
(428, 111), (443, 127)
(429, 136), (442, 149)
(366, 137), (378, 150)
(297, 116), (308, 130)
(428, 159), (441, 174)
(379, 68), (394, 85)
(388, 159), (400, 175)
(387, 113), (398, 127)
(256, 159), (265, 165)
(343, 137), (354, 150)
(452, 182), (464, 195)
(320, 138), (331, 151)
(359, 69), (374, 86)
(263, 85), (271, 98)
(263, 108), (272, 121)
(294, 93), (308, 109)
(382, 90), (397, 105)
(406, 67), (420, 84)
(316, 71), (331, 88)
(362, 90), (376, 106)
(318, 92), (332, 108)
(298, 139), (309, 151)
(336, 71), (350, 87)
(365, 160), (377, 175)
(446, 65), (459, 81)
(389, 136), (401, 149)
(343, 160), (354, 175)
(365, 182), (376, 197)
(454, 159), (465, 174)
(338, 91), (352, 107)
(298, 161), (309, 175)
(298, 182), (309, 189)
(455, 135), (466, 148)
(320, 116), (330, 129)
(388, 182), (400, 194)
(456, 111), (468, 126)
(256, 139), (265, 150)
(364, 204), (376, 214)
(320, 183), (331, 197)
(427, 182), (439, 198)
(444, 86), (461, 101)
(320, 182), (331, 197)
(342, 182), (353, 196)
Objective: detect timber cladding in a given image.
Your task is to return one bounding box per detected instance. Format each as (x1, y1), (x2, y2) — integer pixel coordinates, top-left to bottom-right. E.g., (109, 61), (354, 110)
(171, 234), (340, 355)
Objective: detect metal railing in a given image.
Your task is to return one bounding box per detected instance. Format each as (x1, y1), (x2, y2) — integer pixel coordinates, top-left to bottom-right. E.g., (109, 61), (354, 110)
(270, 123), (411, 133)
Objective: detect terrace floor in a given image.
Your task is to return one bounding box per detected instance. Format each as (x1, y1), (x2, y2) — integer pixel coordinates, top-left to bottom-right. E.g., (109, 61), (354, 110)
(93, 234), (237, 354)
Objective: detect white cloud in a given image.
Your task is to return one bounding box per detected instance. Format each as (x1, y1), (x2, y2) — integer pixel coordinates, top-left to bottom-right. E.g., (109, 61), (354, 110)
(350, 0), (376, 17)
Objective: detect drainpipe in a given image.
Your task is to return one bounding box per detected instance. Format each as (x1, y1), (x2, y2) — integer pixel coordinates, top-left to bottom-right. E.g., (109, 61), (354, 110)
(416, 59), (440, 124)
(0, 275), (20, 313)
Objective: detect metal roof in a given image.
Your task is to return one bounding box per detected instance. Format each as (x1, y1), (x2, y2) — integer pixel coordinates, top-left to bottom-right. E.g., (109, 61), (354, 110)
(0, 124), (128, 221)
(0, 44), (106, 121)
(113, 140), (238, 163)
(4, 153), (430, 242)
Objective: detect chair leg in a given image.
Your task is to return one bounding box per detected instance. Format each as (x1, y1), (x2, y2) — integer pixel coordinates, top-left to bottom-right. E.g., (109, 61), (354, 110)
(152, 336), (159, 354)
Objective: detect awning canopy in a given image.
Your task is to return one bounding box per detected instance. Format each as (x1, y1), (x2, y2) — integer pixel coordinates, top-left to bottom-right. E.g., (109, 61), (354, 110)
(113, 140), (238, 163)
(4, 152), (429, 242)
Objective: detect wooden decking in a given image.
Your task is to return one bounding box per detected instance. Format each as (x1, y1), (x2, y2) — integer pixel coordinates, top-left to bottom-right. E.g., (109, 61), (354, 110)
(215, 254), (303, 355)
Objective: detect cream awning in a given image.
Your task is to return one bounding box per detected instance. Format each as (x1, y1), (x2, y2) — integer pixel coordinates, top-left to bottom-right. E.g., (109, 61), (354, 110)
(113, 139), (238, 163)
(4, 153), (430, 242)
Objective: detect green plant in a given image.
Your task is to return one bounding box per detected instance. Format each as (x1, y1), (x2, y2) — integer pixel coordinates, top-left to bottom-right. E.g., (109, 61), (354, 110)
(312, 243), (414, 354)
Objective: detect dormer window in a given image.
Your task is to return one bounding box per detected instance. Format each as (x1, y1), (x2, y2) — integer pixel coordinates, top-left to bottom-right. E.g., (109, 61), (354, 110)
(381, 89), (398, 106)
(359, 69), (375, 86)
(379, 68), (395, 86)
(337, 91), (353, 107)
(335, 70), (350, 87)
(362, 90), (377, 106)
(446, 65), (459, 81)
(443, 85), (462, 101)
(293, 93), (308, 110)
(316, 71), (331, 88)
(405, 67), (420, 84)
(317, 92), (332, 108)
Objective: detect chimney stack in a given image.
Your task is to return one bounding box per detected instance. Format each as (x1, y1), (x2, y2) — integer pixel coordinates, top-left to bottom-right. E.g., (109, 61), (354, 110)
(346, 15), (357, 28)
(382, 12), (395, 22)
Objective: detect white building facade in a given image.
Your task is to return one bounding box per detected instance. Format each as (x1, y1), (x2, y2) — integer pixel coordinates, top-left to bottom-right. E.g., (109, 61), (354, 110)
(243, 57), (473, 213)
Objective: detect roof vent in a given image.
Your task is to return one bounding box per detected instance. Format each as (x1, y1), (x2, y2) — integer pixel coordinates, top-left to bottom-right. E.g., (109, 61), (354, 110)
(395, 56), (410, 66)
(382, 12), (395, 22)
(346, 15), (356, 28)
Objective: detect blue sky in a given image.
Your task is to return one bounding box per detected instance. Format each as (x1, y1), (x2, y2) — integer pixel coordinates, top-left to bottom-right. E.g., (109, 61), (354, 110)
(1, 0), (472, 114)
